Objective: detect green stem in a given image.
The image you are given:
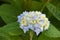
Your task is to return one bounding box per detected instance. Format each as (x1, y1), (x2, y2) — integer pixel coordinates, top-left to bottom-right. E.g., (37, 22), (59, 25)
(30, 31), (33, 40)
(41, 0), (51, 12)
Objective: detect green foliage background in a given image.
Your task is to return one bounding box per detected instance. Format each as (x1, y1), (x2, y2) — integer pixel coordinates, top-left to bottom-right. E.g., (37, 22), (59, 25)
(0, 0), (60, 40)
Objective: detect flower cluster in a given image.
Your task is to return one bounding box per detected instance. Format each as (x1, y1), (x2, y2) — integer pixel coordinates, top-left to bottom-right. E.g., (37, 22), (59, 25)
(17, 11), (50, 36)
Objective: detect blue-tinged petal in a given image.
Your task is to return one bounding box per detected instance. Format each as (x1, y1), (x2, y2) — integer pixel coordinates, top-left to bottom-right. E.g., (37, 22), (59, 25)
(34, 29), (41, 36)
(39, 19), (44, 25)
(23, 27), (29, 33)
(29, 25), (34, 30)
(20, 25), (29, 33)
(35, 24), (41, 29)
(17, 16), (22, 22)
(33, 24), (42, 35)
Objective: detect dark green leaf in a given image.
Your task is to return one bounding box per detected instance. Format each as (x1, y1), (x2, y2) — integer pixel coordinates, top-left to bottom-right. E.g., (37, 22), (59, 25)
(0, 30), (11, 40)
(46, 3), (60, 21)
(0, 22), (23, 36)
(30, 1), (43, 11)
(38, 32), (60, 40)
(44, 24), (60, 37)
(0, 4), (20, 23)
(10, 36), (22, 40)
(1, 16), (17, 24)
(0, 4), (17, 16)
(3, 0), (24, 13)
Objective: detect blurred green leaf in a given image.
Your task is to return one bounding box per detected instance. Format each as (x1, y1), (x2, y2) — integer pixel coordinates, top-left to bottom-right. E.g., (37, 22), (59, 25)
(38, 32), (60, 40)
(0, 0), (24, 24)
(0, 4), (18, 23)
(2, 0), (24, 13)
(0, 4), (18, 16)
(10, 0), (24, 14)
(1, 16), (17, 24)
(0, 4), (23, 23)
(33, 32), (38, 40)
(10, 36), (22, 40)
(0, 30), (11, 40)
(0, 22), (23, 36)
(20, 34), (30, 40)
(50, 0), (60, 8)
(0, 16), (6, 27)
(46, 3), (60, 21)
(30, 1), (43, 11)
(44, 24), (60, 37)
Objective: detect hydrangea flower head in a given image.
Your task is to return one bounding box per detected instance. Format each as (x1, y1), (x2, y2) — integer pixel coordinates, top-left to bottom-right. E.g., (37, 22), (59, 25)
(17, 11), (50, 36)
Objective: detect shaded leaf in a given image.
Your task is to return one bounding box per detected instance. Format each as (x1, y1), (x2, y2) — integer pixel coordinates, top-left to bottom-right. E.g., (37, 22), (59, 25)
(46, 3), (60, 21)
(1, 16), (17, 24)
(30, 1), (43, 11)
(0, 30), (11, 40)
(0, 4), (17, 23)
(10, 36), (22, 40)
(0, 4), (17, 16)
(0, 4), (20, 23)
(0, 16), (6, 27)
(38, 32), (60, 40)
(0, 22), (23, 36)
(44, 24), (60, 37)
(2, 0), (24, 13)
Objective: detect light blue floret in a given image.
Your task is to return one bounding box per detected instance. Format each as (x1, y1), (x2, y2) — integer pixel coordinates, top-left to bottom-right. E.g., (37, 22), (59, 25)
(17, 11), (28, 22)
(23, 26), (29, 33)
(39, 19), (44, 24)
(28, 24), (34, 30)
(20, 24), (30, 33)
(29, 23), (43, 35)
(34, 24), (43, 35)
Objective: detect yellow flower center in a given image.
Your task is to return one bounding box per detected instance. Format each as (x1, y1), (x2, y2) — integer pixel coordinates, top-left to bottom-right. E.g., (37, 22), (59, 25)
(21, 17), (27, 26)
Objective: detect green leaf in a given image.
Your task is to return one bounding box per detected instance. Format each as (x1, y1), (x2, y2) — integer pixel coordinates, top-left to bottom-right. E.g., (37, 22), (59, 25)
(33, 32), (38, 40)
(50, 0), (60, 8)
(38, 32), (60, 40)
(46, 3), (60, 21)
(3, 0), (23, 13)
(0, 4), (17, 16)
(0, 4), (19, 23)
(0, 22), (23, 36)
(30, 1), (43, 11)
(10, 36), (22, 40)
(44, 24), (60, 37)
(1, 16), (17, 24)
(0, 30), (11, 40)
(10, 0), (24, 13)
(0, 17), (6, 27)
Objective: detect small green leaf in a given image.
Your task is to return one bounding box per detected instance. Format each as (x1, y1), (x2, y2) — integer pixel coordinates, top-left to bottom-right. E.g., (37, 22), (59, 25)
(46, 3), (60, 21)
(0, 22), (23, 36)
(44, 24), (60, 37)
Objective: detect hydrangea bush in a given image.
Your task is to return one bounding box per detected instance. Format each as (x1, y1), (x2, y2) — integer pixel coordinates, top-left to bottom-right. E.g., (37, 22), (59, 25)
(0, 0), (60, 40)
(17, 11), (50, 35)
